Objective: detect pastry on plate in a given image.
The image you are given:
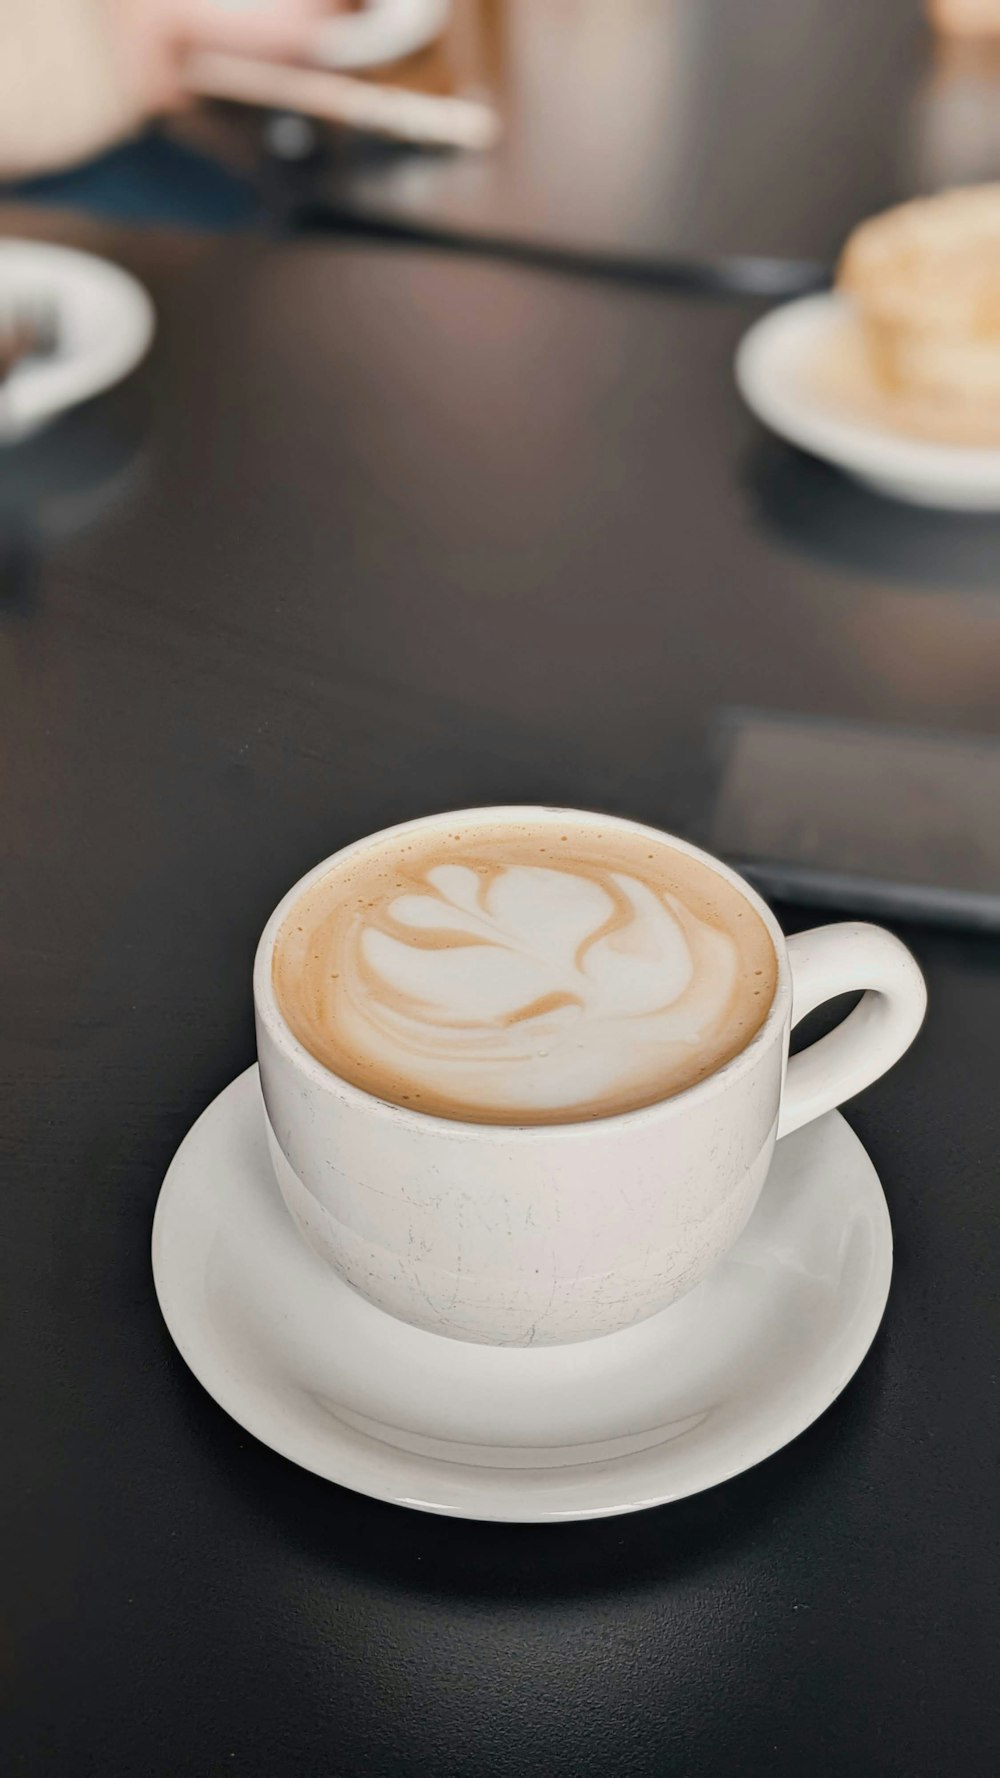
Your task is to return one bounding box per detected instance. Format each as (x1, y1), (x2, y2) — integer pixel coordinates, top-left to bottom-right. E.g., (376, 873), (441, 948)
(837, 184), (1000, 440)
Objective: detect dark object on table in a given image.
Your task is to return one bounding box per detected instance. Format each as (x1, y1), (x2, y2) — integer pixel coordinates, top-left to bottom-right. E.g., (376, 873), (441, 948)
(706, 709), (1000, 929)
(288, 198), (831, 299)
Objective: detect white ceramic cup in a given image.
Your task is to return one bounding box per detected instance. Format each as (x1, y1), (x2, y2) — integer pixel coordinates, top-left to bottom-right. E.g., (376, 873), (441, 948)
(254, 807), (926, 1346)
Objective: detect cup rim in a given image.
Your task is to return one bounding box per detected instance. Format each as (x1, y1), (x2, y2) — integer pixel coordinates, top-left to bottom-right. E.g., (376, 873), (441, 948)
(253, 806), (792, 1140)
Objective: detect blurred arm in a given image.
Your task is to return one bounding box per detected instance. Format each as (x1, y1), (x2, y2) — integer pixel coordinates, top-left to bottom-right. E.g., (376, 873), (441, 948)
(0, 0), (150, 177)
(0, 0), (326, 178)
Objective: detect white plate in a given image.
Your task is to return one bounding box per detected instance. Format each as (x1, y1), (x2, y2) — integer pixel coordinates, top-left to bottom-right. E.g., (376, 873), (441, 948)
(736, 292), (1000, 509)
(311, 0), (450, 72)
(0, 239), (153, 443)
(152, 1067), (892, 1522)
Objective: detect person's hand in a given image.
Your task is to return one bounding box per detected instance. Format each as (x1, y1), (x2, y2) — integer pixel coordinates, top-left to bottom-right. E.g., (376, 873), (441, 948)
(106, 0), (330, 112)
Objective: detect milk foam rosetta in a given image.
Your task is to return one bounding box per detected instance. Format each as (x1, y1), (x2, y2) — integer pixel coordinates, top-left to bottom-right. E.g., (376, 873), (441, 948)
(272, 821), (778, 1125)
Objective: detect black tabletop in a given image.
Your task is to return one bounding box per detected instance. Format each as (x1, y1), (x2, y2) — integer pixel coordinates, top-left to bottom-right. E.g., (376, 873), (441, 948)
(4, 212), (1000, 1776)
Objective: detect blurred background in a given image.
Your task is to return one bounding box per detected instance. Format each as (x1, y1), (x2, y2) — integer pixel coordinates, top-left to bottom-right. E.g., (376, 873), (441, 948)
(8, 0), (1000, 243)
(6, 8), (1000, 1778)
(4, 0), (1000, 909)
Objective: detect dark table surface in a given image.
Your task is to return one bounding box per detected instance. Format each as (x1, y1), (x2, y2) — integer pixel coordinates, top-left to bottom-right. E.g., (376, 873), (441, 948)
(4, 206), (1000, 1777)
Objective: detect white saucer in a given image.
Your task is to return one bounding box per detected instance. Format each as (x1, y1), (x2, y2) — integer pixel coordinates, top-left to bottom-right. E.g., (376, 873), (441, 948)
(152, 1067), (892, 1522)
(736, 292), (1000, 509)
(0, 240), (154, 444)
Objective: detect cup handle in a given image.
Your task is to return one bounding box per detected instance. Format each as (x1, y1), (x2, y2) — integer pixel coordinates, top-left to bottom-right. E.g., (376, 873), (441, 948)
(777, 923), (926, 1139)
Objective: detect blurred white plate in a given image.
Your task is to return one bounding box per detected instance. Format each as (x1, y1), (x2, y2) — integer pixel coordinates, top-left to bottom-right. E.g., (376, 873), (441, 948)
(311, 0), (450, 72)
(0, 240), (154, 444)
(736, 292), (1000, 510)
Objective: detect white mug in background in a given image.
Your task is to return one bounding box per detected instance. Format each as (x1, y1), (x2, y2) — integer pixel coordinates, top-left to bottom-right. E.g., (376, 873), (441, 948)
(254, 808), (926, 1347)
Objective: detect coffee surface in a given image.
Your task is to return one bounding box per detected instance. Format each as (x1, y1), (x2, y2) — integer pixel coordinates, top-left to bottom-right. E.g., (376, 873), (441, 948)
(272, 820), (777, 1124)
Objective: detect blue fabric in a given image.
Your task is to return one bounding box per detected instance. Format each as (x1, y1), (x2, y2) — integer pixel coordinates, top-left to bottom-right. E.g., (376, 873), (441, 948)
(6, 130), (257, 230)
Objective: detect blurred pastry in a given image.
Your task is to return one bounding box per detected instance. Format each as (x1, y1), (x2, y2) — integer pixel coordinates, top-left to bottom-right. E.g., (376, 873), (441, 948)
(837, 184), (1000, 435)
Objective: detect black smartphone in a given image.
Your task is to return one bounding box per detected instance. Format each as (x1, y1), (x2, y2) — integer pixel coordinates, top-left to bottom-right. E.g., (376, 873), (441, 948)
(704, 710), (1000, 931)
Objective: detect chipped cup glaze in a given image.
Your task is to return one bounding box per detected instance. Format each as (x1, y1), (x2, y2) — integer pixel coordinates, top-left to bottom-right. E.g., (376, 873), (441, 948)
(254, 807), (926, 1345)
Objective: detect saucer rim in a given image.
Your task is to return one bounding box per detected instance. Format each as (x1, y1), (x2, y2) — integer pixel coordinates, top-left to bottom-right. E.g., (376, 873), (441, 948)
(152, 1067), (893, 1522)
(735, 291), (1000, 495)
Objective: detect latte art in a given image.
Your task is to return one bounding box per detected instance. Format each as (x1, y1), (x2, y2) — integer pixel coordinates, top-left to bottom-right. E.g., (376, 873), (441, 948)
(272, 820), (777, 1124)
(356, 862), (737, 1108)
